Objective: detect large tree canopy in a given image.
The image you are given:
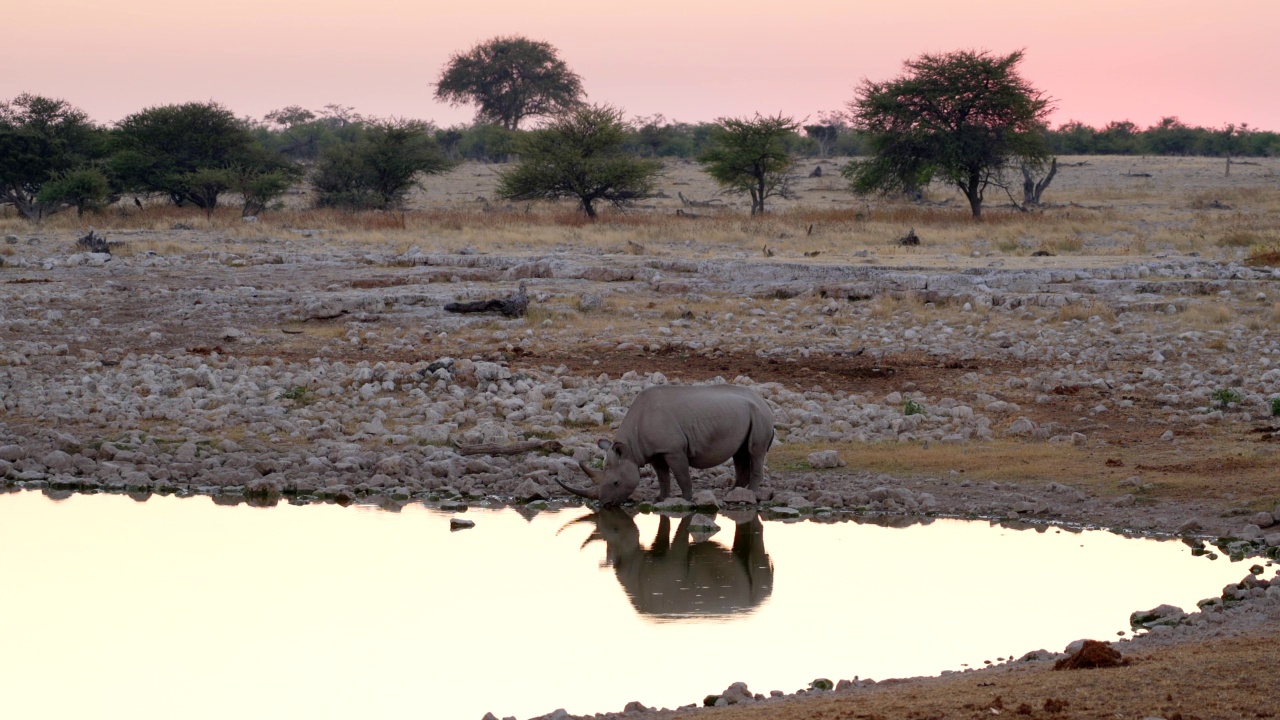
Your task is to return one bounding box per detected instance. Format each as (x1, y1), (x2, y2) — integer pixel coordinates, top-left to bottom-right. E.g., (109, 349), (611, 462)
(697, 113), (799, 215)
(844, 49), (1053, 219)
(434, 36), (585, 131)
(110, 101), (280, 211)
(496, 104), (661, 218)
(0, 94), (107, 220)
(311, 119), (454, 211)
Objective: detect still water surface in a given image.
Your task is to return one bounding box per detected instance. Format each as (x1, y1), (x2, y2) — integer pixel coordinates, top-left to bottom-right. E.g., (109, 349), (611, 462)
(0, 491), (1249, 720)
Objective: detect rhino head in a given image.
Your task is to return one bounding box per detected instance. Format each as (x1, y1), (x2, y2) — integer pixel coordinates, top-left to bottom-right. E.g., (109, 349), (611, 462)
(557, 439), (641, 505)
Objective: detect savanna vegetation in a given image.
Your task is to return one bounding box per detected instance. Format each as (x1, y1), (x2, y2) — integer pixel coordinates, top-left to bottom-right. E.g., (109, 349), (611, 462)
(2, 39), (1278, 226)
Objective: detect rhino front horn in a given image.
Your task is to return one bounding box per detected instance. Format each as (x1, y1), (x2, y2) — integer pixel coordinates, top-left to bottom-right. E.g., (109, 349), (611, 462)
(577, 460), (604, 482)
(555, 476), (599, 500)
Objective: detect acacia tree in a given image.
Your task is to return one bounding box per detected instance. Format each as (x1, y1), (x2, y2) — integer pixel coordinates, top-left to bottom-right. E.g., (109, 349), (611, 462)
(312, 119), (454, 210)
(111, 101), (294, 213)
(0, 94), (108, 220)
(844, 49), (1052, 219)
(697, 113), (799, 215)
(803, 111), (846, 158)
(496, 105), (661, 218)
(1219, 123), (1251, 177)
(803, 123), (839, 158)
(435, 36), (585, 130)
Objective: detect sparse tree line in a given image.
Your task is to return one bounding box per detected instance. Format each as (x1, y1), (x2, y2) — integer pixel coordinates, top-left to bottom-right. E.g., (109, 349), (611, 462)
(2, 36), (1276, 224)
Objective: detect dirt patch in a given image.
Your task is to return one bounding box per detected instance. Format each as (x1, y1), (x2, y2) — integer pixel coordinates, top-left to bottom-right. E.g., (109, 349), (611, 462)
(1053, 640), (1127, 670)
(531, 348), (971, 394)
(671, 629), (1280, 720)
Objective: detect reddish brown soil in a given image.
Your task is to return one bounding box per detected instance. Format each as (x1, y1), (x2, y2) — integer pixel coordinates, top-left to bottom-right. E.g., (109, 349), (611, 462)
(671, 629), (1280, 720)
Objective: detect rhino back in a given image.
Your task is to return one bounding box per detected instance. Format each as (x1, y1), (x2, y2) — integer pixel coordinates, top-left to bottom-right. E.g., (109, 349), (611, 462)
(620, 386), (771, 464)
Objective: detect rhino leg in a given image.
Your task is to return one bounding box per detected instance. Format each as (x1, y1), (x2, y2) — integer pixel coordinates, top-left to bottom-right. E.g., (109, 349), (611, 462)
(745, 424), (773, 492)
(664, 453), (694, 500)
(731, 431), (769, 492)
(746, 454), (766, 493)
(732, 447), (752, 489)
(652, 457), (673, 501)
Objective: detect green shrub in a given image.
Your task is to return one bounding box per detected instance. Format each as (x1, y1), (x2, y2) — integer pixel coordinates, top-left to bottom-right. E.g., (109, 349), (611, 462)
(1211, 388), (1243, 407)
(278, 386), (314, 405)
(312, 120), (452, 210)
(903, 398), (926, 416)
(36, 168), (111, 216)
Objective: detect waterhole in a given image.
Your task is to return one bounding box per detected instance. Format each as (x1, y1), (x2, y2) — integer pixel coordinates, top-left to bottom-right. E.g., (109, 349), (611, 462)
(0, 491), (1250, 720)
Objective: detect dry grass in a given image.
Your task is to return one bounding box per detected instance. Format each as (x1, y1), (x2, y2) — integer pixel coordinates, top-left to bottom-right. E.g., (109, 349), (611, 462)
(794, 441), (1105, 488)
(772, 434), (1280, 506)
(1180, 301), (1237, 329)
(3, 156), (1279, 266)
(1055, 301), (1116, 323)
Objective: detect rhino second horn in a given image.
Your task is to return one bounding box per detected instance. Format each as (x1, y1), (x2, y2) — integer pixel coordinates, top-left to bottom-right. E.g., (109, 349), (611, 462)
(555, 476), (599, 500)
(578, 461), (604, 482)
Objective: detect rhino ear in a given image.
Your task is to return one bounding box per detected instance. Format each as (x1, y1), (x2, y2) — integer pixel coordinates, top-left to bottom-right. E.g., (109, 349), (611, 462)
(597, 438), (613, 452)
(610, 441), (626, 457)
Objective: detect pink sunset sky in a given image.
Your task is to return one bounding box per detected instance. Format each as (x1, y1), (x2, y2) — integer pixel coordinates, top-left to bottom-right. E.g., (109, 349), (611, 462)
(4, 0), (1277, 130)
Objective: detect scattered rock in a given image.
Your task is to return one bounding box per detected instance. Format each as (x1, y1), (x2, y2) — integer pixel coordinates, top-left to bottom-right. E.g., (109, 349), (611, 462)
(654, 497), (695, 512)
(692, 489), (720, 511)
(1130, 604), (1187, 629)
(806, 450), (845, 468)
(1248, 511), (1275, 529)
(1005, 417), (1035, 436)
(1177, 519), (1204, 534)
(515, 478), (550, 502)
(718, 682), (755, 705)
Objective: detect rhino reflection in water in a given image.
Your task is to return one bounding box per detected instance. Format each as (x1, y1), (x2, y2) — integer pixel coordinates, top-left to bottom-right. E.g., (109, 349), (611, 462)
(576, 508), (774, 618)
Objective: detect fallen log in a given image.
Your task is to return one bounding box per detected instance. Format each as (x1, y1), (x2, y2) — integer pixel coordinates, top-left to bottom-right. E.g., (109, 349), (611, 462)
(452, 439), (564, 456)
(444, 282), (528, 318)
(678, 191), (722, 208)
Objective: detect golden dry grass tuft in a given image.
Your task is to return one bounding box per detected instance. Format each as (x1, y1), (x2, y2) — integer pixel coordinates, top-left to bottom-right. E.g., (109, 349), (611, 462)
(1055, 301), (1116, 323)
(1180, 301), (1236, 328)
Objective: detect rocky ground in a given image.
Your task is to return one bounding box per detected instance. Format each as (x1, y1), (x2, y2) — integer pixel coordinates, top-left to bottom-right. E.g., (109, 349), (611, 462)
(3, 157), (1280, 719)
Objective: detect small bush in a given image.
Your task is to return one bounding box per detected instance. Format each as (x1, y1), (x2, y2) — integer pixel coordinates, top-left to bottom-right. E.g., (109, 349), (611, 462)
(903, 398), (926, 416)
(1211, 388), (1243, 407)
(278, 385), (314, 404)
(36, 168), (112, 217)
(1271, 397), (1280, 417)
